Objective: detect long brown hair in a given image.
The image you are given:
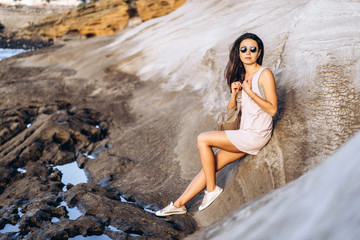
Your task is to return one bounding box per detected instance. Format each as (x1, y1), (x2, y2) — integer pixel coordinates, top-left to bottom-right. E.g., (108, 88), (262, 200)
(225, 33), (264, 89)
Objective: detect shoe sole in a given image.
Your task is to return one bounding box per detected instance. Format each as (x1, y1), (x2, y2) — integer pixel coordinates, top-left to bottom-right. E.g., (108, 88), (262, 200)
(155, 211), (187, 217)
(198, 188), (223, 211)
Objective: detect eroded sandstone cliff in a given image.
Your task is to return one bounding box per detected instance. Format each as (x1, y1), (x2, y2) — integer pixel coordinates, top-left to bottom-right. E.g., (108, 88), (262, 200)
(15, 0), (186, 41)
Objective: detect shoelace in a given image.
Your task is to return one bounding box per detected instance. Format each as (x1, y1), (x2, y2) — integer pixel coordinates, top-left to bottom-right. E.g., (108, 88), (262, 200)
(161, 203), (178, 213)
(162, 204), (172, 213)
(200, 191), (209, 207)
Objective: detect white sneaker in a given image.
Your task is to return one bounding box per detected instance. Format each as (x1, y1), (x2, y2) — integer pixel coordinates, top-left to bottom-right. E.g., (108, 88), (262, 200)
(198, 186), (223, 211)
(155, 202), (187, 217)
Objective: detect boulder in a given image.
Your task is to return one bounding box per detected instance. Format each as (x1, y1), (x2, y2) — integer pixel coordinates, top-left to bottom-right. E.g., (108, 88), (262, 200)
(136, 0), (186, 21)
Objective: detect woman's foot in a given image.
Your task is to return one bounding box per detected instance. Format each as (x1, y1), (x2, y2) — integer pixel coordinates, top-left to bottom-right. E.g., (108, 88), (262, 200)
(155, 202), (187, 217)
(198, 185), (223, 211)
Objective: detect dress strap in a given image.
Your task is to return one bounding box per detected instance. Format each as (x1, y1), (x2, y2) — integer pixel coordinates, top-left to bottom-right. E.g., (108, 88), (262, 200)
(253, 67), (266, 99)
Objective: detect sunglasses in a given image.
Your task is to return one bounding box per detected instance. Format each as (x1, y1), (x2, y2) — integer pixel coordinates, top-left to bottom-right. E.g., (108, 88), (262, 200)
(240, 46), (257, 53)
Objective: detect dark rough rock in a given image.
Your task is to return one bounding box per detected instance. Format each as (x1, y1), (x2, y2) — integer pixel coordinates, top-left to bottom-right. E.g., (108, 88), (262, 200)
(0, 35), (53, 50)
(26, 216), (105, 239)
(0, 22), (4, 33)
(0, 43), (197, 239)
(64, 183), (196, 239)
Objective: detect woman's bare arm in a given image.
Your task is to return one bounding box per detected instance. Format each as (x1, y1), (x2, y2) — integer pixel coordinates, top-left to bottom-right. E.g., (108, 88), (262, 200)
(227, 82), (241, 110)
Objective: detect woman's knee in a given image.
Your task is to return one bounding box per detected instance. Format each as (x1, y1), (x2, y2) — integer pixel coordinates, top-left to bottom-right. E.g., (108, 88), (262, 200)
(197, 132), (210, 147)
(197, 131), (223, 148)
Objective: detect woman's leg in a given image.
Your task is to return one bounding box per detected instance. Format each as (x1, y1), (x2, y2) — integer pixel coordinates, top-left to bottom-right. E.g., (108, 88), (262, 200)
(173, 135), (246, 208)
(197, 131), (242, 192)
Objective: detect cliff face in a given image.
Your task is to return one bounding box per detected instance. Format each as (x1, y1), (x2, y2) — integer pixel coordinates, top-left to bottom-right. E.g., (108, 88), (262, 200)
(18, 0), (130, 40)
(15, 0), (186, 41)
(137, 0), (186, 21)
(1, 0), (360, 239)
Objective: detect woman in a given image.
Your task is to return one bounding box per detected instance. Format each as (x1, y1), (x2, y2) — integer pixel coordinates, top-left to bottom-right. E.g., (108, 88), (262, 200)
(155, 33), (278, 216)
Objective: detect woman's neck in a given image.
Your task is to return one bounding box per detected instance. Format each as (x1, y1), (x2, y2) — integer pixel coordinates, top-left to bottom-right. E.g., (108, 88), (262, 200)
(244, 63), (261, 75)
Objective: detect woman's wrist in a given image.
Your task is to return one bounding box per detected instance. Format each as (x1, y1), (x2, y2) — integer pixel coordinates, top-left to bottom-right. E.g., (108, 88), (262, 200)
(246, 89), (256, 99)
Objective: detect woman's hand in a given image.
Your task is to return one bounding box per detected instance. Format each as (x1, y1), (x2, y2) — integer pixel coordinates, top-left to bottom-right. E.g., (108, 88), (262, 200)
(228, 81), (241, 110)
(231, 81), (242, 95)
(241, 77), (252, 93)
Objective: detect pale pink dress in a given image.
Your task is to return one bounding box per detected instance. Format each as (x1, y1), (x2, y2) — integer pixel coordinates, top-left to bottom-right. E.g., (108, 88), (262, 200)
(225, 67), (273, 155)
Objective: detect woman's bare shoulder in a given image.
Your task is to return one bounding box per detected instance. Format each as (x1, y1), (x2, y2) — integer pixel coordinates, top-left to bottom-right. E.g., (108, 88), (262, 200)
(259, 68), (275, 84)
(262, 67), (274, 76)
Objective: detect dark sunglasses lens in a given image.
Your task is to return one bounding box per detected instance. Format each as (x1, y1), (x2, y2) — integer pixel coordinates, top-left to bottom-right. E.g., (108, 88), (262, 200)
(250, 46), (257, 53)
(240, 47), (247, 53)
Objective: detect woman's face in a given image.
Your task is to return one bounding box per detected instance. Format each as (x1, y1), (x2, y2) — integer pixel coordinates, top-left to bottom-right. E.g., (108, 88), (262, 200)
(239, 39), (261, 65)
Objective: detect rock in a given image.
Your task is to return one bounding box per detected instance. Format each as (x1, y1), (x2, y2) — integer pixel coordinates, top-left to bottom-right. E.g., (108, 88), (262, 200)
(3, 0), (187, 42)
(25, 216), (105, 239)
(0, 54), (197, 238)
(49, 168), (63, 182)
(17, 0), (130, 41)
(1, 0), (359, 239)
(53, 129), (71, 146)
(0, 4), (72, 33)
(0, 4), (71, 49)
(0, 167), (17, 194)
(0, 205), (18, 227)
(0, 35), (52, 49)
(0, 22), (4, 33)
(0, 109), (28, 145)
(136, 0), (186, 21)
(64, 183), (197, 239)
(187, 133), (360, 240)
(85, 155), (136, 184)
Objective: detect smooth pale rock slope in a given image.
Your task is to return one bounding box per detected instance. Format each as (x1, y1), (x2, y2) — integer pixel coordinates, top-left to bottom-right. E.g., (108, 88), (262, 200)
(187, 131), (360, 240)
(0, 0), (359, 238)
(101, 0), (360, 226)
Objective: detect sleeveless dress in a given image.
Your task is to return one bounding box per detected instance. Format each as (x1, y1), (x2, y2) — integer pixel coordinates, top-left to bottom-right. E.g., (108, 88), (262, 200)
(225, 67), (273, 155)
